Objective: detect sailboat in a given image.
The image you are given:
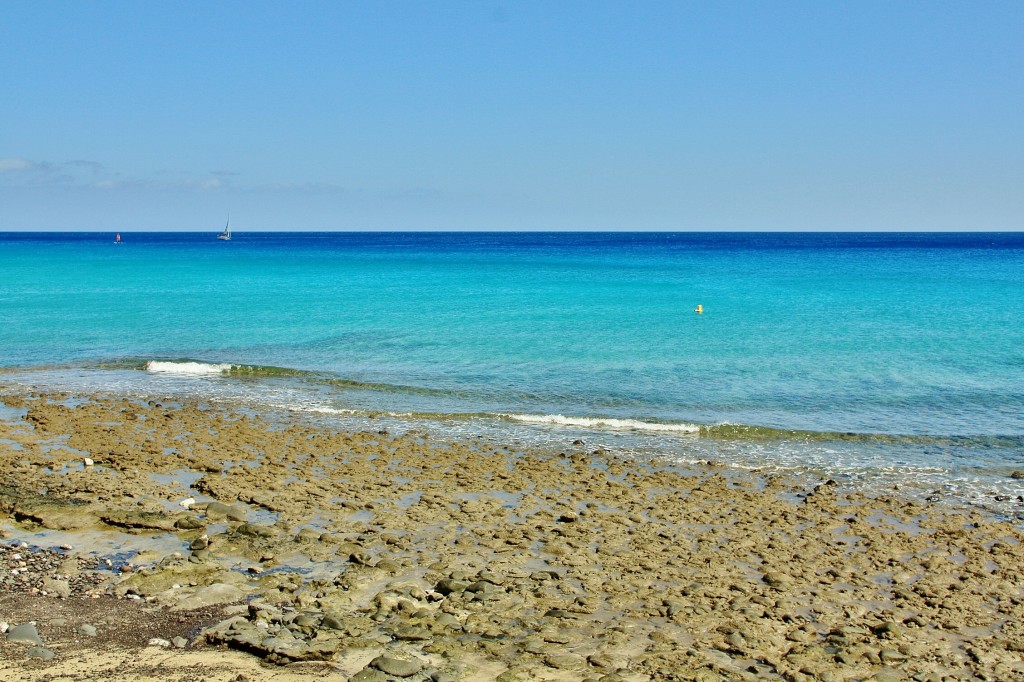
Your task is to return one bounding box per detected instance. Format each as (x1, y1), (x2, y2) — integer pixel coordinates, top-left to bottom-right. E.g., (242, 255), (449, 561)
(217, 215), (231, 241)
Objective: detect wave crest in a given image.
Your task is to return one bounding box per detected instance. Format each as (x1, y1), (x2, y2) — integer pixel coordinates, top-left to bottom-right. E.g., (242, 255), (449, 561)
(500, 413), (701, 433)
(146, 361), (233, 375)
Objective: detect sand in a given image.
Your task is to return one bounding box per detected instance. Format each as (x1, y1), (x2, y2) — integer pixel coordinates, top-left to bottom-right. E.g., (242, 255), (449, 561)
(1, 389), (1023, 681)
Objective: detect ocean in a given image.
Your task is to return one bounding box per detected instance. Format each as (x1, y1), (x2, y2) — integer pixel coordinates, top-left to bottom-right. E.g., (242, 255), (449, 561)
(2, 231), (1022, 516)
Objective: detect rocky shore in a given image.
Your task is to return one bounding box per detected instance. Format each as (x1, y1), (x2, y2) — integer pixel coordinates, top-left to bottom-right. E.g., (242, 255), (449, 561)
(1, 389), (1023, 681)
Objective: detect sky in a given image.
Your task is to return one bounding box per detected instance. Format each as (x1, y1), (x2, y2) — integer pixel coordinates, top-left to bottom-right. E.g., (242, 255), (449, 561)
(1, 1), (1022, 231)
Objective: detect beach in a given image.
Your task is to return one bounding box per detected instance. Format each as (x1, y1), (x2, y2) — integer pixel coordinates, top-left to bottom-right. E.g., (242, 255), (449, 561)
(2, 388), (1023, 681)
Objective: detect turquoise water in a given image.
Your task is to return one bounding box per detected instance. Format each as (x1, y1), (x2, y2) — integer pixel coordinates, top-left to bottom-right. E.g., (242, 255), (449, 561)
(2, 232), (1023, 513)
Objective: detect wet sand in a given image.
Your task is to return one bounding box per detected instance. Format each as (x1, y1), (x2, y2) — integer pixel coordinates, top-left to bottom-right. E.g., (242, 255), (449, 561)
(1, 389), (1023, 681)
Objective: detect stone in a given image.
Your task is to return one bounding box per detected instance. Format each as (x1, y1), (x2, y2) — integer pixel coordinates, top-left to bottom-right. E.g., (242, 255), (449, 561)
(545, 653), (585, 670)
(393, 625), (432, 641)
(41, 577), (72, 598)
(174, 516), (204, 530)
(7, 623), (43, 645)
(350, 551), (375, 566)
(435, 578), (470, 595)
(79, 624), (98, 637)
(867, 671), (904, 682)
(27, 646), (55, 660)
(294, 528), (320, 543)
(236, 523), (275, 538)
(171, 583), (245, 611)
(101, 510), (180, 531)
(372, 655), (424, 677)
(206, 501), (247, 522)
(172, 636), (188, 648)
(351, 670), (388, 682)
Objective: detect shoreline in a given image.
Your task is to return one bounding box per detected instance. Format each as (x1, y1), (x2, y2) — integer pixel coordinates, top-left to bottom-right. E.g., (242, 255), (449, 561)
(5, 366), (1024, 521)
(2, 389), (1024, 681)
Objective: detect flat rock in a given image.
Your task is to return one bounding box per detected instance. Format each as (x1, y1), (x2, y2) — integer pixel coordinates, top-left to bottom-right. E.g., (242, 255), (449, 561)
(205, 501), (247, 522)
(7, 623), (43, 645)
(42, 577), (72, 598)
(393, 625), (432, 641)
(27, 646), (55, 660)
(101, 510), (180, 531)
(545, 653), (585, 670)
(170, 582), (245, 611)
(372, 655), (424, 678)
(351, 670), (388, 682)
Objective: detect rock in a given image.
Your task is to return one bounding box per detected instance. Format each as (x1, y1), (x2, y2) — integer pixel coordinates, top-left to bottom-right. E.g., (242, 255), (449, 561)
(372, 655), (424, 678)
(351, 670), (388, 682)
(294, 528), (320, 543)
(873, 621), (904, 638)
(7, 623), (43, 645)
(42, 577), (71, 598)
(431, 673), (459, 682)
(147, 637), (172, 647)
(435, 578), (470, 595)
(170, 583), (245, 611)
(27, 646), (55, 660)
(867, 671), (904, 682)
(588, 653), (627, 669)
(434, 613), (462, 630)
(179, 497), (196, 508)
(1011, 471), (1024, 479)
(763, 571), (792, 588)
(393, 625), (432, 641)
(172, 636), (188, 648)
(205, 501), (247, 522)
(236, 523), (276, 538)
(174, 516), (204, 530)
(79, 624), (98, 637)
(545, 653), (585, 670)
(101, 510), (180, 531)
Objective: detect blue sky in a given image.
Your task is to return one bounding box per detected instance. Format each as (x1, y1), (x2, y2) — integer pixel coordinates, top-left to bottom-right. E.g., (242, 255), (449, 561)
(2, 1), (1022, 231)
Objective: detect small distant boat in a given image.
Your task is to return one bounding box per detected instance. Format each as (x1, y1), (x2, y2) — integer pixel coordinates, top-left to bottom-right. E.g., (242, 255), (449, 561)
(217, 216), (231, 241)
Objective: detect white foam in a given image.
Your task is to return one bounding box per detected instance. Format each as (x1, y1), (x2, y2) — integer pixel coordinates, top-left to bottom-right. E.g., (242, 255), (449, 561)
(500, 413), (701, 433)
(146, 361), (233, 376)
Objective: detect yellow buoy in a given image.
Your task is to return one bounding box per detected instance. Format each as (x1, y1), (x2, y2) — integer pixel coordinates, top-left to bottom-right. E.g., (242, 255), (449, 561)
(695, 304), (703, 314)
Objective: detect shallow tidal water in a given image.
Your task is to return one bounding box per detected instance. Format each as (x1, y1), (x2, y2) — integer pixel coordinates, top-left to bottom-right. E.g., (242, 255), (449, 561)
(2, 231), (1023, 516)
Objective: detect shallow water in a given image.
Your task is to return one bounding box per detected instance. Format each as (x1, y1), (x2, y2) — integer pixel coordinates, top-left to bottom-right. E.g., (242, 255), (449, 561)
(2, 232), (1023, 515)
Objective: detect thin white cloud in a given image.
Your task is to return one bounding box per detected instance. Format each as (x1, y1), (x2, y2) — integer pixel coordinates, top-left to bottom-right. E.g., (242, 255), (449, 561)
(0, 157), (39, 173)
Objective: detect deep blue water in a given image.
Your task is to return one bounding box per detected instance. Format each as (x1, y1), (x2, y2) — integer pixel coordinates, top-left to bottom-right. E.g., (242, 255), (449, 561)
(2, 232), (1023, 513)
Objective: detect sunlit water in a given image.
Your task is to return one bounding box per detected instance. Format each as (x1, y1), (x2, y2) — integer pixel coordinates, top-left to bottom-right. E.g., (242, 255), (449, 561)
(2, 232), (1022, 516)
